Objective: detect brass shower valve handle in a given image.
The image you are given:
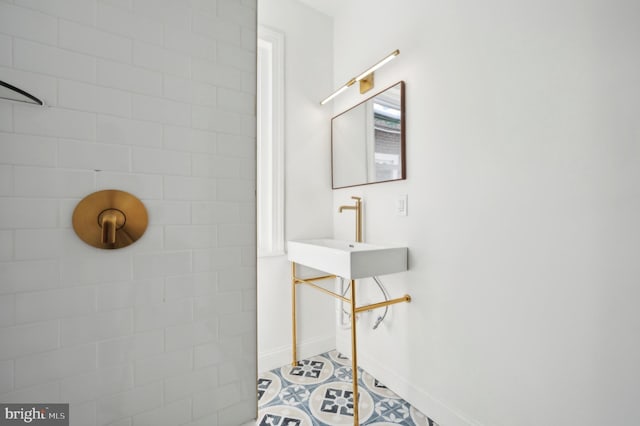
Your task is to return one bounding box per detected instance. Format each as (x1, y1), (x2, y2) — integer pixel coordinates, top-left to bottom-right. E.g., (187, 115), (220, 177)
(98, 209), (126, 245)
(73, 190), (147, 250)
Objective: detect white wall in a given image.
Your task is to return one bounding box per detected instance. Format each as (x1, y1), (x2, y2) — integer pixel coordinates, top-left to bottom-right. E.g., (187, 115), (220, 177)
(0, 1), (257, 425)
(332, 1), (640, 426)
(257, 0), (335, 372)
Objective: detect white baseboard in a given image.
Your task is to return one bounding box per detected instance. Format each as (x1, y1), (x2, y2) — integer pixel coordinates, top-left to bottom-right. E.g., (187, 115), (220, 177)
(258, 335), (335, 373)
(336, 334), (482, 426)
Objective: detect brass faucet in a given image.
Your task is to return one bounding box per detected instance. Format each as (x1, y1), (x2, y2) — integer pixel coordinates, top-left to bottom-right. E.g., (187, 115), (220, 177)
(338, 196), (362, 242)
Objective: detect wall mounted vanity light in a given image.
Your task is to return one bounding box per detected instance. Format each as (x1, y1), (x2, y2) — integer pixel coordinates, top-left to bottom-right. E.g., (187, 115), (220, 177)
(320, 49), (400, 105)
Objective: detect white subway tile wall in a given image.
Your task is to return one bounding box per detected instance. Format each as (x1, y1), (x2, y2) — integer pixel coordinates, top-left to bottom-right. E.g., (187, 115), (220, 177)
(0, 0), (257, 425)
(132, 42), (191, 79)
(13, 39), (97, 83)
(0, 35), (12, 67)
(98, 58), (163, 96)
(0, 294), (14, 326)
(13, 0), (97, 25)
(0, 382), (62, 404)
(0, 359), (13, 394)
(96, 114), (163, 147)
(97, 4), (163, 45)
(0, 104), (11, 132)
(0, 133), (58, 166)
(0, 67), (58, 107)
(60, 364), (134, 405)
(0, 3), (58, 46)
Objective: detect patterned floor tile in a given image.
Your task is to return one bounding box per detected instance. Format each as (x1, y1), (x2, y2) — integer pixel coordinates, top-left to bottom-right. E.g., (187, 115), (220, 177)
(308, 381), (375, 424)
(257, 350), (438, 426)
(258, 405), (314, 425)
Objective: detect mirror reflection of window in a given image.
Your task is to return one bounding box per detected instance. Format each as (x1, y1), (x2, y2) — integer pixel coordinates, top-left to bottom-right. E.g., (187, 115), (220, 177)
(373, 95), (402, 181)
(331, 81), (405, 189)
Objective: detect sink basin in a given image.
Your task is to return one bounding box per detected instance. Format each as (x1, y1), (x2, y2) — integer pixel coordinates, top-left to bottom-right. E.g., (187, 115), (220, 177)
(287, 239), (408, 279)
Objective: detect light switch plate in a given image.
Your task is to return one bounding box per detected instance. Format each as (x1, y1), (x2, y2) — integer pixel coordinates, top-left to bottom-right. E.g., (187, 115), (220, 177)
(397, 194), (408, 216)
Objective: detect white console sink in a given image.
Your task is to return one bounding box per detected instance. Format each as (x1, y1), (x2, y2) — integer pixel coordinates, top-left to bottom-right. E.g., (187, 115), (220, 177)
(287, 239), (408, 279)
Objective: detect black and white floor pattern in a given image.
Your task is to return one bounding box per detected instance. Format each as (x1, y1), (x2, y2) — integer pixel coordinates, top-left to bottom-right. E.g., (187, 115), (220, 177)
(257, 350), (439, 426)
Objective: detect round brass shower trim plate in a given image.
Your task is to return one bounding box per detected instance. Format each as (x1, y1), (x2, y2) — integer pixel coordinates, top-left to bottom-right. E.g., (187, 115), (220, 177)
(72, 190), (148, 250)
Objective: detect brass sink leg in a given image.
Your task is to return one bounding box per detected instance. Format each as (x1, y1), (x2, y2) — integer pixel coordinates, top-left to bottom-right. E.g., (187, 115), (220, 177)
(291, 262), (298, 366)
(289, 261), (410, 425)
(350, 279), (359, 425)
